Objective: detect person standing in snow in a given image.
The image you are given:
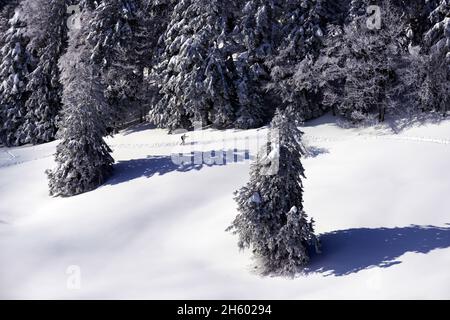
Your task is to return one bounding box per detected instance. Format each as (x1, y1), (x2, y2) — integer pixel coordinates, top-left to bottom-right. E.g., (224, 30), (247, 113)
(181, 134), (188, 145)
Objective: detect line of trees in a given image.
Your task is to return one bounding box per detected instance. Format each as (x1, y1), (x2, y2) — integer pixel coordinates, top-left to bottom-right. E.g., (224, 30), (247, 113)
(0, 0), (448, 196)
(1, 1), (448, 145)
(0, 0), (447, 273)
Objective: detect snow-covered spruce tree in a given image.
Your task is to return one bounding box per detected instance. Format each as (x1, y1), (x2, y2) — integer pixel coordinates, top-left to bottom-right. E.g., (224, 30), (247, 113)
(317, 2), (408, 122)
(0, 0), (18, 33)
(267, 0), (329, 121)
(0, 1), (20, 69)
(227, 108), (319, 274)
(397, 0), (435, 48)
(139, 0), (175, 65)
(0, 7), (33, 146)
(149, 0), (238, 131)
(422, 0), (449, 115)
(399, 45), (449, 117)
(85, 0), (145, 129)
(311, 24), (346, 117)
(133, 0), (175, 121)
(46, 9), (114, 197)
(425, 0), (450, 51)
(17, 0), (70, 145)
(232, 0), (279, 129)
(346, 0), (371, 24)
(0, 0), (9, 11)
(136, 0), (176, 118)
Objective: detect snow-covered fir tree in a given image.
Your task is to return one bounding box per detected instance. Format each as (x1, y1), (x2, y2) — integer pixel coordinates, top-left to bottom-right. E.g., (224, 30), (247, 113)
(228, 108), (319, 274)
(267, 0), (328, 121)
(400, 0), (434, 47)
(399, 0), (449, 118)
(149, 0), (238, 131)
(85, 0), (145, 129)
(0, 6), (33, 146)
(277, 205), (320, 273)
(346, 0), (371, 24)
(317, 2), (408, 122)
(422, 0), (449, 115)
(134, 0), (175, 121)
(232, 0), (279, 129)
(398, 51), (446, 116)
(0, 0), (18, 34)
(47, 9), (114, 197)
(17, 0), (70, 145)
(310, 24), (345, 117)
(424, 0), (450, 52)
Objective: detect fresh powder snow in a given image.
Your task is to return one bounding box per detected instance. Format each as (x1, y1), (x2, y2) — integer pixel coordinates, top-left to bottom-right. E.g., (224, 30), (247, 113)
(0, 114), (449, 299)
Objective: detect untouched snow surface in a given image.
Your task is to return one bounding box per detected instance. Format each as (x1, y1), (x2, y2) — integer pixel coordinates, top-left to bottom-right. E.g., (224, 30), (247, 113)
(0, 114), (449, 299)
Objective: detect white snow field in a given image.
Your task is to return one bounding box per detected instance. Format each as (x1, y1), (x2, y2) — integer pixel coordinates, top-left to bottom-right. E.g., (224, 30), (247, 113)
(0, 114), (449, 299)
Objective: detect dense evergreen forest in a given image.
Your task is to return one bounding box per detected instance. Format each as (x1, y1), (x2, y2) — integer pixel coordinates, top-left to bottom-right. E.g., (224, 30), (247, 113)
(0, 0), (448, 198)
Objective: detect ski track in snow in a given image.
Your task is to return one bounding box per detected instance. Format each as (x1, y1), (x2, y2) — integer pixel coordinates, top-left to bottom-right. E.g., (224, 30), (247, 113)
(1, 116), (449, 299)
(1, 132), (449, 169)
(306, 134), (450, 145)
(0, 150), (54, 168)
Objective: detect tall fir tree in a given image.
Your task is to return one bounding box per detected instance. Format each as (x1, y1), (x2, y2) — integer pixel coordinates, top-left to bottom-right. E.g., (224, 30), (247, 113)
(424, 0), (449, 52)
(398, 50), (446, 116)
(228, 108), (319, 274)
(232, 0), (279, 129)
(346, 0), (371, 23)
(138, 0), (175, 119)
(85, 0), (175, 129)
(47, 9), (114, 197)
(0, 6), (33, 146)
(0, 0), (18, 34)
(317, 2), (408, 122)
(149, 0), (238, 131)
(17, 0), (70, 145)
(267, 0), (328, 121)
(422, 0), (449, 115)
(86, 0), (144, 128)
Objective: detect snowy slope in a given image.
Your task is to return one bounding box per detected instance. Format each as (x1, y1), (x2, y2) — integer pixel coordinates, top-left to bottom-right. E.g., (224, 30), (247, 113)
(0, 114), (449, 299)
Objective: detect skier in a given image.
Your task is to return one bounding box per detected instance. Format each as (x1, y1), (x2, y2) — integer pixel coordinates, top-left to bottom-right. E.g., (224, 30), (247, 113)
(181, 134), (188, 145)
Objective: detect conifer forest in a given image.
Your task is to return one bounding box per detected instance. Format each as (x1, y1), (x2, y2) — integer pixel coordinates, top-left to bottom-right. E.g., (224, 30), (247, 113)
(0, 0), (449, 300)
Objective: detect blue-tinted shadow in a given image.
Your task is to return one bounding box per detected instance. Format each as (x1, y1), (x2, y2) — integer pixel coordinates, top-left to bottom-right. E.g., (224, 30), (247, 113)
(307, 225), (450, 276)
(105, 150), (252, 186)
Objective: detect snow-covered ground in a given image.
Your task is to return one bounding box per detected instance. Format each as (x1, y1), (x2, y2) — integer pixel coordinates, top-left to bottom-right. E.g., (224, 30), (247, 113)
(0, 114), (449, 299)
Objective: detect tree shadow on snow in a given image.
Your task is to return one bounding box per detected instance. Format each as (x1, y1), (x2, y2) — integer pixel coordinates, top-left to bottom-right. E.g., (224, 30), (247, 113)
(386, 112), (448, 134)
(303, 111), (449, 134)
(304, 145), (329, 158)
(105, 150), (253, 186)
(306, 225), (450, 276)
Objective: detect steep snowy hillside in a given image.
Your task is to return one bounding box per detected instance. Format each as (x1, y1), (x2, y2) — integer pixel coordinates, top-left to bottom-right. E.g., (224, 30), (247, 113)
(0, 114), (449, 299)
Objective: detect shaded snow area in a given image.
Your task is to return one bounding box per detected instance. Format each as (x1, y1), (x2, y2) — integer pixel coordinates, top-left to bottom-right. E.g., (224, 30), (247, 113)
(0, 114), (449, 299)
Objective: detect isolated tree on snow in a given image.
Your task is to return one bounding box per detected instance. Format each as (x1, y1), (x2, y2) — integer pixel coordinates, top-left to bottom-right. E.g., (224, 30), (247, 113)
(228, 108), (319, 274)
(47, 9), (114, 197)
